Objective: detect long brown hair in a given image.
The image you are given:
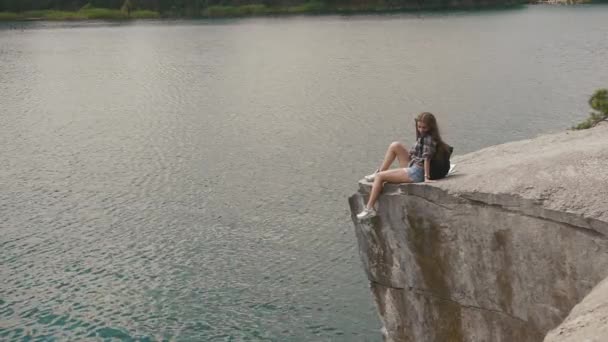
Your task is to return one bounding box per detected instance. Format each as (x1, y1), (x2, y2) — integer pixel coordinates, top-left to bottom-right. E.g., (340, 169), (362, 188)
(415, 112), (448, 157)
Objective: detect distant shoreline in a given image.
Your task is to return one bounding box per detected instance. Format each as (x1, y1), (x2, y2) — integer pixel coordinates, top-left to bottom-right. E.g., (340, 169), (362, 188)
(0, 4), (524, 22)
(0, 2), (605, 21)
(0, 9), (159, 21)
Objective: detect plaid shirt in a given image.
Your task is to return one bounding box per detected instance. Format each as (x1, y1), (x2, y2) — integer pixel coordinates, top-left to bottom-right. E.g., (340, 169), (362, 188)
(409, 134), (436, 167)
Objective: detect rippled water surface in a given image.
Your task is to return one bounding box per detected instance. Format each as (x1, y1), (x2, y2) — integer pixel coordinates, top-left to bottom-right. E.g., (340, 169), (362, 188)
(1, 5), (608, 341)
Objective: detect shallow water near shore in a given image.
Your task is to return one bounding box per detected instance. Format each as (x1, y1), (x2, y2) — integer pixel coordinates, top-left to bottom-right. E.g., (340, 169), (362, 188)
(1, 5), (608, 341)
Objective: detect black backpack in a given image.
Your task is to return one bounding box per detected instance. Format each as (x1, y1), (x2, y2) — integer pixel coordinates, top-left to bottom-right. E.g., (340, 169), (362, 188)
(419, 139), (453, 180)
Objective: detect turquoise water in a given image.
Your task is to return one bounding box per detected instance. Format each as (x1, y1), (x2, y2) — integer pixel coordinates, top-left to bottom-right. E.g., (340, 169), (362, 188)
(1, 5), (608, 341)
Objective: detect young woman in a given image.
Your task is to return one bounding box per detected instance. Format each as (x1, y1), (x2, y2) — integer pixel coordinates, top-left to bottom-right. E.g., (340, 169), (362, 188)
(356, 112), (447, 220)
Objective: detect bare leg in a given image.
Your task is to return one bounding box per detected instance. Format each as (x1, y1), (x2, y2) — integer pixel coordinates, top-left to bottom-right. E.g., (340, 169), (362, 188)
(366, 169), (412, 209)
(378, 142), (411, 171)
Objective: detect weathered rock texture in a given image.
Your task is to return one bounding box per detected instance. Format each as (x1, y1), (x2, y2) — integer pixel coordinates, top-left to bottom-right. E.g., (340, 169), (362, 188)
(348, 123), (608, 342)
(544, 276), (608, 342)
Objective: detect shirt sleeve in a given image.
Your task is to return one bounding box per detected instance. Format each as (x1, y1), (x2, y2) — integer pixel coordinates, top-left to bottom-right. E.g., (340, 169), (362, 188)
(409, 143), (416, 157)
(421, 136), (436, 159)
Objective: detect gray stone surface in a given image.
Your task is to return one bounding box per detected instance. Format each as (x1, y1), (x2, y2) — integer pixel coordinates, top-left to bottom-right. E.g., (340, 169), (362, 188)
(544, 276), (608, 342)
(435, 122), (608, 231)
(349, 124), (608, 341)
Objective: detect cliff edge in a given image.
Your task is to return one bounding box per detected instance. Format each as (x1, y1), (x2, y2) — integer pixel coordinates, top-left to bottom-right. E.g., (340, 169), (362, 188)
(348, 123), (608, 341)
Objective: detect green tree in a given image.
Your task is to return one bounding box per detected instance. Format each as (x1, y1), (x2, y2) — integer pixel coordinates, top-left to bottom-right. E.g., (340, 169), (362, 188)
(573, 89), (608, 130)
(589, 89), (608, 115)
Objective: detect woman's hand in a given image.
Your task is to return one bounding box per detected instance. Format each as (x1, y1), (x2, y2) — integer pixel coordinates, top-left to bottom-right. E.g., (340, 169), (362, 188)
(424, 176), (435, 183)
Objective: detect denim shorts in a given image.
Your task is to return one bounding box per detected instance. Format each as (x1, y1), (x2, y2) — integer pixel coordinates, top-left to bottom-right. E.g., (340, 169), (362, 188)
(404, 164), (424, 183)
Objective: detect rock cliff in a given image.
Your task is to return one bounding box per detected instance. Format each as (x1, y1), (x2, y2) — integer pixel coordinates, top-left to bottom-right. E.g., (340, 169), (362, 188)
(348, 123), (608, 341)
(544, 276), (608, 342)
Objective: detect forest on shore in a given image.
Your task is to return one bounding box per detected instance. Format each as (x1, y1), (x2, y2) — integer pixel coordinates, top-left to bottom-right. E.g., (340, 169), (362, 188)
(0, 0), (529, 19)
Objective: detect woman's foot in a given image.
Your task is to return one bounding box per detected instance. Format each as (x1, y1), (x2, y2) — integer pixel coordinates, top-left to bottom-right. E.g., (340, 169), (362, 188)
(364, 169), (379, 182)
(356, 207), (377, 220)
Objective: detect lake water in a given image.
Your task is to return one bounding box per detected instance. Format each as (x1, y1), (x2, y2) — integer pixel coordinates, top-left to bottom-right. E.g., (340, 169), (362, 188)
(1, 5), (607, 341)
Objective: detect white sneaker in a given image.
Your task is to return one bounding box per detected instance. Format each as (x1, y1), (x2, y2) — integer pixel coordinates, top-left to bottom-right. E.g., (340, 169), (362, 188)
(364, 169), (379, 182)
(357, 207), (377, 220)
(448, 163), (457, 176)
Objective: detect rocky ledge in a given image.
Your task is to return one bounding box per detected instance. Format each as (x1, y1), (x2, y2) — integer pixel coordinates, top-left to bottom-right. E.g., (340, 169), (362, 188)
(348, 123), (608, 341)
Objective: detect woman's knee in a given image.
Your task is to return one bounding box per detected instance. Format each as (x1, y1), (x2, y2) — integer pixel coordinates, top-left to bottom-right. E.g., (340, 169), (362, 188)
(389, 141), (404, 150)
(376, 170), (393, 181)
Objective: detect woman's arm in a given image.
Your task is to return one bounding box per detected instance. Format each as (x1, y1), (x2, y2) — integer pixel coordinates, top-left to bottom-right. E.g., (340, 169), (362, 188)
(421, 136), (436, 183)
(424, 157), (434, 183)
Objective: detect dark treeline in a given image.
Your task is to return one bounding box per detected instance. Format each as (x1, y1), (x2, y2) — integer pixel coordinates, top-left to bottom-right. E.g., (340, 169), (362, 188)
(1, 1), (199, 14)
(0, 1), (164, 12)
(3, 0), (312, 12)
(0, 0), (527, 16)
